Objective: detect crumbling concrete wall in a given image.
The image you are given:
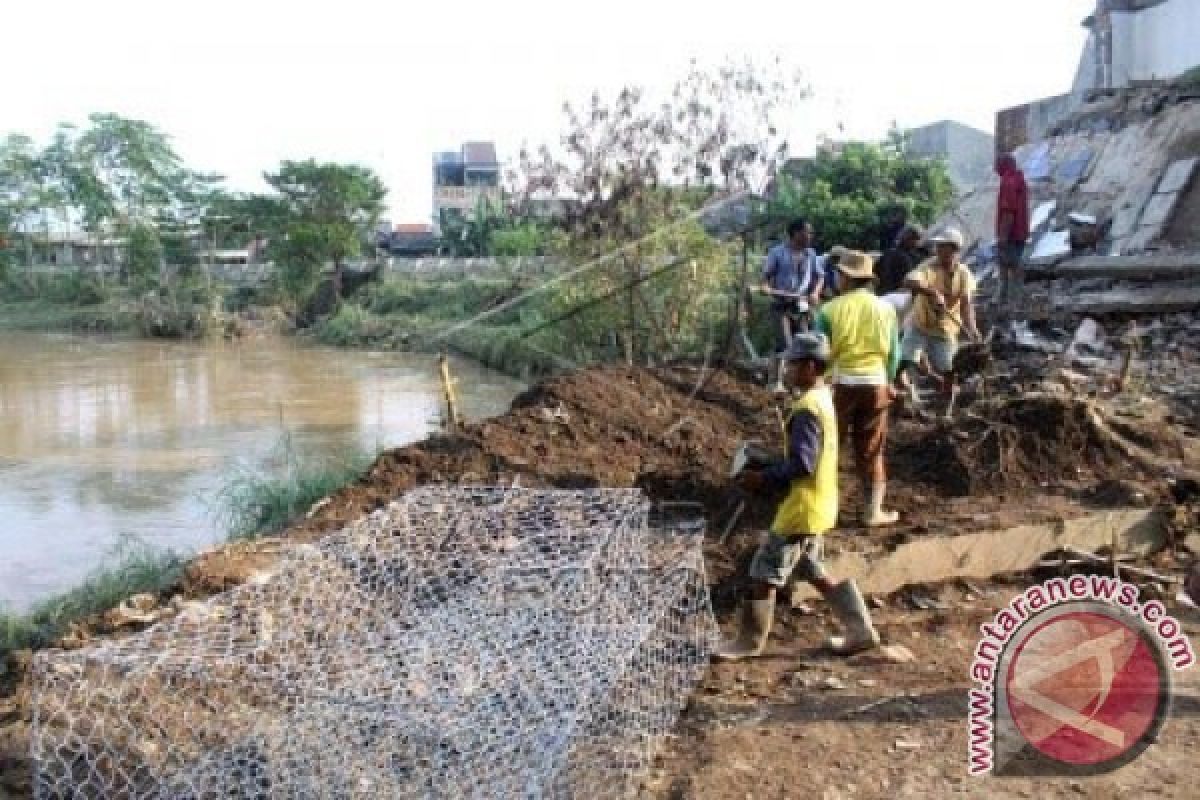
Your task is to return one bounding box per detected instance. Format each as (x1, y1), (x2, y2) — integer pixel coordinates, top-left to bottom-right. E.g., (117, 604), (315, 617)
(936, 96), (1200, 258)
(1111, 0), (1200, 86)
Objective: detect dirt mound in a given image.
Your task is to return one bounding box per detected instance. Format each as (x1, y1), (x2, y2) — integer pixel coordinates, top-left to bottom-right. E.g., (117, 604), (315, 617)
(893, 393), (1185, 497)
(280, 365), (776, 544)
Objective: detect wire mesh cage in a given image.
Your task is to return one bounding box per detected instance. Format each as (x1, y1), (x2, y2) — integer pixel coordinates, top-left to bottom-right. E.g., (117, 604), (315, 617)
(31, 487), (716, 798)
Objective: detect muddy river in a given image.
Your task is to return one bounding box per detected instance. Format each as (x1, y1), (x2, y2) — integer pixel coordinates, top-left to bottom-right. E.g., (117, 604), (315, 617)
(0, 332), (523, 611)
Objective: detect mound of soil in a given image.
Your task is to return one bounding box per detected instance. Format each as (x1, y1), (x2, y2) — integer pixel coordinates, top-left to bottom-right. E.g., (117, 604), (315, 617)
(283, 364), (778, 544)
(893, 393), (1185, 497)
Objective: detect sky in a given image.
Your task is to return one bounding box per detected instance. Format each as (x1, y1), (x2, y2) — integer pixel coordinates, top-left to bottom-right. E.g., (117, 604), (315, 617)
(3, 0), (1095, 222)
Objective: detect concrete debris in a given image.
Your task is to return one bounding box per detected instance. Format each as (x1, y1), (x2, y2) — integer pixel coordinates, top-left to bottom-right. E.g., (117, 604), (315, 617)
(1031, 200), (1057, 232)
(1030, 230), (1072, 261)
(1043, 253), (1200, 280)
(792, 510), (1167, 602)
(879, 645), (917, 664)
(1058, 286), (1200, 315)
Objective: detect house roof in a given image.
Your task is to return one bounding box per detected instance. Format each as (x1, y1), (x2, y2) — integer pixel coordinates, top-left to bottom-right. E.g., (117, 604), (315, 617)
(395, 223), (434, 234)
(462, 141), (498, 166)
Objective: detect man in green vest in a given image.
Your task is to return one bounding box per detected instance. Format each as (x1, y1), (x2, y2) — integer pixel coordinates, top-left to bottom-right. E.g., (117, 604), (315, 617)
(717, 333), (880, 661)
(814, 250), (902, 527)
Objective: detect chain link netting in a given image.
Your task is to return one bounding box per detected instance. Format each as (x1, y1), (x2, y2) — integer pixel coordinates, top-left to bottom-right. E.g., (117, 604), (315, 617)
(31, 488), (716, 798)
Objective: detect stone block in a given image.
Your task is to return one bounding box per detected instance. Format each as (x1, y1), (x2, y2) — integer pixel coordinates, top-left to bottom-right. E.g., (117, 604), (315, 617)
(1158, 157), (1199, 195)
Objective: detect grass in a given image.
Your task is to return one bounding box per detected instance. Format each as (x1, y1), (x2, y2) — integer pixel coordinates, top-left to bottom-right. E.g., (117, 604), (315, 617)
(216, 433), (377, 541)
(0, 434), (378, 663)
(0, 540), (185, 660)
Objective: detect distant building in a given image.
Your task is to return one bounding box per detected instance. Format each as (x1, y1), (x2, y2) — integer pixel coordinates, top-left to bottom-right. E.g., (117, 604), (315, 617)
(995, 0), (1200, 158)
(906, 121), (996, 191)
(385, 223), (438, 257)
(432, 141), (502, 233)
(1076, 0), (1200, 92)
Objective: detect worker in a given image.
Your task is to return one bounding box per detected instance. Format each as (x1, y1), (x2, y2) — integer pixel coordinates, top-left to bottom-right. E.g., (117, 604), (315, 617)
(900, 228), (982, 413)
(875, 224), (926, 297)
(814, 250), (902, 527)
(718, 333), (881, 661)
(995, 154), (1030, 317)
(763, 218), (823, 392)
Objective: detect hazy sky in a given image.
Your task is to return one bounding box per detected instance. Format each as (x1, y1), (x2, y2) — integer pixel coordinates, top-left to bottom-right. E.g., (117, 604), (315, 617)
(4, 0), (1094, 221)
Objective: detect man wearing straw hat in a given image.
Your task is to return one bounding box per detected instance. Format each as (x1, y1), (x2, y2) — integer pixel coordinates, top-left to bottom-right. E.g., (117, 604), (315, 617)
(813, 250), (903, 528)
(900, 227), (981, 413)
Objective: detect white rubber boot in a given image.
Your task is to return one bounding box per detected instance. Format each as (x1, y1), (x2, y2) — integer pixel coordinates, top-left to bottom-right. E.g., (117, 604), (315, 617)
(864, 482), (899, 527)
(715, 593), (776, 661)
(825, 580), (881, 656)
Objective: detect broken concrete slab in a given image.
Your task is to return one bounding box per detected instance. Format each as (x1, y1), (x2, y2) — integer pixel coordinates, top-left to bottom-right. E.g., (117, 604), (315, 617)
(1158, 157), (1199, 195)
(1139, 191), (1182, 231)
(792, 509), (1165, 602)
(1030, 230), (1072, 261)
(1042, 253), (1200, 279)
(1031, 201), (1057, 232)
(1057, 286), (1200, 315)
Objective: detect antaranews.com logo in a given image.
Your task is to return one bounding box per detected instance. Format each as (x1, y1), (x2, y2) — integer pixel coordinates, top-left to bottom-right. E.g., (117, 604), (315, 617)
(968, 574), (1195, 777)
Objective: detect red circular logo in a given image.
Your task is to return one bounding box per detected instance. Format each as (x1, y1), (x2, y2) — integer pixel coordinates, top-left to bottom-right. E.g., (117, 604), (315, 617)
(1004, 609), (1168, 768)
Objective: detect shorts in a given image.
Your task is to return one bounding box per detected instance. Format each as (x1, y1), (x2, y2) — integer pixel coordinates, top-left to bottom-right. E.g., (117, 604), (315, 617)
(833, 383), (892, 483)
(749, 532), (827, 588)
(998, 242), (1026, 269)
(901, 326), (957, 373)
(770, 304), (810, 354)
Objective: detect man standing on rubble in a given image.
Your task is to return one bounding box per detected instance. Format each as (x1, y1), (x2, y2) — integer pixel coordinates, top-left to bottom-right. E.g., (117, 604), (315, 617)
(815, 251), (902, 527)
(718, 333), (881, 661)
(763, 219), (823, 392)
(900, 228), (982, 413)
(996, 154), (1030, 316)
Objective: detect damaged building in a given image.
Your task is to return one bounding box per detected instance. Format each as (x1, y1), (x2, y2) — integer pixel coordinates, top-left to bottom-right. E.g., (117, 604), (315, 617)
(935, 0), (1200, 321)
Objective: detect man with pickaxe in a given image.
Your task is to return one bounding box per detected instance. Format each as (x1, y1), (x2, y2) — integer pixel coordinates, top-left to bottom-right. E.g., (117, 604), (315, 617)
(900, 227), (982, 416)
(761, 218), (823, 393)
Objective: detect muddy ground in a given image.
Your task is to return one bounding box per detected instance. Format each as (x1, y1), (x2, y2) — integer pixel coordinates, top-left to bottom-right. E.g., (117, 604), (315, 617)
(2, 361), (1198, 798)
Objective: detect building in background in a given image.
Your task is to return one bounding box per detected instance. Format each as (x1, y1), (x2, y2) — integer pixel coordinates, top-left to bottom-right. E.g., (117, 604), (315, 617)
(996, 0), (1200, 156)
(1076, 0), (1200, 92)
(905, 121), (996, 191)
(432, 142), (501, 233)
(384, 223), (438, 257)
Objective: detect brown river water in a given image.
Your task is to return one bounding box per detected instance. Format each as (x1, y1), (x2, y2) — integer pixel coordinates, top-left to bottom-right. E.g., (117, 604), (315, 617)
(0, 332), (523, 611)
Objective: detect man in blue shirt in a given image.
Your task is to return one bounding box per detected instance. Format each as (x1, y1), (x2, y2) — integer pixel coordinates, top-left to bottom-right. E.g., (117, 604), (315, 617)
(763, 218), (823, 392)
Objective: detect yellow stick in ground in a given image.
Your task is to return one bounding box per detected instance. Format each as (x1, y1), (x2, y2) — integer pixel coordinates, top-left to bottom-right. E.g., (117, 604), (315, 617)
(438, 354), (463, 431)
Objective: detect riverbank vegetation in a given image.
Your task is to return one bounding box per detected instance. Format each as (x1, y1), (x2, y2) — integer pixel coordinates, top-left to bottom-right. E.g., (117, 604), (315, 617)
(0, 435), (378, 661)
(0, 542), (185, 658)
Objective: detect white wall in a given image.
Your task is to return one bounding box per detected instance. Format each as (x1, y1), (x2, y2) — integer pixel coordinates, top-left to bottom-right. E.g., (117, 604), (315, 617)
(1111, 0), (1200, 85)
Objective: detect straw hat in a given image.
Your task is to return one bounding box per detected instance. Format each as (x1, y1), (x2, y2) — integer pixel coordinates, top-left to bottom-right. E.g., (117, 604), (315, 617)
(836, 250), (876, 281)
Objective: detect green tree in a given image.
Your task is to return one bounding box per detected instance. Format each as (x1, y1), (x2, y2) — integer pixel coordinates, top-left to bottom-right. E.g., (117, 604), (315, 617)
(264, 160), (386, 300)
(125, 223), (163, 288)
(766, 137), (954, 251)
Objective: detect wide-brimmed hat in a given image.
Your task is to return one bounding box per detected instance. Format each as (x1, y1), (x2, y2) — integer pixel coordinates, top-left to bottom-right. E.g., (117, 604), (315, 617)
(836, 250), (876, 280)
(783, 332), (831, 364)
(928, 227), (965, 250)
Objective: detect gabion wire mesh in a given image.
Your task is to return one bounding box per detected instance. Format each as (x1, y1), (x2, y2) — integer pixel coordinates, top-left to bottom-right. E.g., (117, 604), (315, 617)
(31, 487), (716, 799)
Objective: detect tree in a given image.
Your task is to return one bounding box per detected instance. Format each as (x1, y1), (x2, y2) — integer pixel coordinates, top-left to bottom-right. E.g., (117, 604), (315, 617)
(126, 223), (164, 288)
(507, 60), (804, 364)
(264, 160), (386, 300)
(765, 137), (954, 252)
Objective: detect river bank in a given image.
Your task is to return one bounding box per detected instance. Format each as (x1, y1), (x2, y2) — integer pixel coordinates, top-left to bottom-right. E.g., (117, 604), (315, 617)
(2, 357), (1197, 797)
(0, 331), (522, 616)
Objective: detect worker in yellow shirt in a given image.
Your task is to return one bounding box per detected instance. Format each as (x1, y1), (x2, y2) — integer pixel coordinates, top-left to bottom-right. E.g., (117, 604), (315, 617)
(813, 250), (902, 527)
(900, 228), (981, 413)
(717, 333), (880, 660)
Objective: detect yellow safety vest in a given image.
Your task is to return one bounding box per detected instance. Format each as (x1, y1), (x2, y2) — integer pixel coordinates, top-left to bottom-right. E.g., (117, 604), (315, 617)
(771, 385), (839, 536)
(821, 289), (897, 381)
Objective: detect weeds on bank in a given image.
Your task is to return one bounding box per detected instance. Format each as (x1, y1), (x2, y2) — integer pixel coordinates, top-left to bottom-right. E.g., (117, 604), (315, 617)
(0, 540), (184, 661)
(216, 433), (375, 541)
